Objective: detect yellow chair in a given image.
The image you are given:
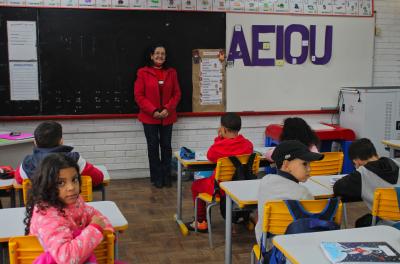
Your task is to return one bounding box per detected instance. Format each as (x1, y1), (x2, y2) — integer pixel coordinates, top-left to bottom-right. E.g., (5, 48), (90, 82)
(194, 154), (260, 248)
(80, 175), (93, 202)
(371, 187), (400, 225)
(22, 179), (32, 206)
(22, 176), (93, 205)
(8, 230), (114, 264)
(250, 199), (343, 263)
(309, 152), (344, 176)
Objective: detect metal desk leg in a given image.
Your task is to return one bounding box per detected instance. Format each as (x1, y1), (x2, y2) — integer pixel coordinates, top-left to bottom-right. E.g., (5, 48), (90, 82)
(10, 188), (16, 208)
(225, 195), (232, 264)
(177, 162), (182, 219)
(115, 231), (119, 260)
(390, 148), (396, 159)
(174, 161), (188, 235)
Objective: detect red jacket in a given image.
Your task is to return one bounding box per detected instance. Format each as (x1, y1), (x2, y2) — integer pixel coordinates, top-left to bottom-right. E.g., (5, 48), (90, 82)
(134, 66), (181, 125)
(207, 135), (254, 165)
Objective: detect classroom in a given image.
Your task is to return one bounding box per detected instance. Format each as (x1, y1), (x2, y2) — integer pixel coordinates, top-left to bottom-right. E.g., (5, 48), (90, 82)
(0, 0), (400, 263)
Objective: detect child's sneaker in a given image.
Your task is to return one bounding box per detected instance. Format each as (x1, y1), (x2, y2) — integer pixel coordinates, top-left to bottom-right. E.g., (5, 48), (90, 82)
(185, 220), (208, 233)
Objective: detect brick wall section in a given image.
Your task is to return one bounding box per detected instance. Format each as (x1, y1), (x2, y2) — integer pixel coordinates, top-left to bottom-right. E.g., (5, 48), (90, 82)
(1, 114), (333, 179)
(373, 0), (400, 86)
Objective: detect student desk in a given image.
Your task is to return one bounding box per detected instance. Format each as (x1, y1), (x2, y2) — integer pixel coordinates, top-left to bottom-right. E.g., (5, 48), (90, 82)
(265, 123), (356, 173)
(381, 139), (400, 158)
(173, 148), (272, 235)
(12, 164), (111, 207)
(0, 135), (34, 169)
(272, 225), (400, 264)
(94, 165), (111, 200)
(219, 177), (336, 264)
(0, 201), (128, 259)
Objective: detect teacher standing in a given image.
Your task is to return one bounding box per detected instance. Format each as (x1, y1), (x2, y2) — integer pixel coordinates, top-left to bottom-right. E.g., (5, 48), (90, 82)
(134, 43), (181, 188)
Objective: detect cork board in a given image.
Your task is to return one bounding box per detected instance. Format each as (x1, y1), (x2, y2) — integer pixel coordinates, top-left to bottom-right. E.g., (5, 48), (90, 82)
(192, 49), (226, 112)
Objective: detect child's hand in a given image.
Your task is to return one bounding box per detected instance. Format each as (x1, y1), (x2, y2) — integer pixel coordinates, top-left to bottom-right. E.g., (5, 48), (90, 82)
(91, 215), (106, 229)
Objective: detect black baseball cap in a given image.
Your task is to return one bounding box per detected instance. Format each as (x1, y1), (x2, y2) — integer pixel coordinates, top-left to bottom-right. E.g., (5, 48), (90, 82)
(272, 140), (324, 168)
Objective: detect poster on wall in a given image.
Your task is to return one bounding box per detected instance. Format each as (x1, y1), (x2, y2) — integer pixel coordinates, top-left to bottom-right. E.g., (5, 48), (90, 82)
(213, 0), (229, 11)
(303, 0), (318, 14)
(162, 0), (181, 10)
(289, 0), (304, 13)
(192, 49), (226, 112)
(182, 0), (195, 10)
(61, 0), (79, 7)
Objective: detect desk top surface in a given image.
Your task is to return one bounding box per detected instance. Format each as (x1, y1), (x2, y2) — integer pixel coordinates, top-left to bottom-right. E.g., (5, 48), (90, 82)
(382, 139), (400, 148)
(219, 175), (335, 207)
(0, 201), (127, 242)
(265, 123), (356, 141)
(273, 225), (400, 264)
(174, 147), (273, 167)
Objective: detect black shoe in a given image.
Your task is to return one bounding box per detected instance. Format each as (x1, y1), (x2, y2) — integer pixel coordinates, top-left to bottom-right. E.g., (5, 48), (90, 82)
(164, 178), (172, 188)
(154, 181), (163, 188)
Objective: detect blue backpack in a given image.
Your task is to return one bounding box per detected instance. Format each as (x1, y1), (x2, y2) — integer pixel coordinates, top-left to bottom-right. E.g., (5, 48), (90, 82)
(261, 198), (340, 264)
(391, 187), (400, 230)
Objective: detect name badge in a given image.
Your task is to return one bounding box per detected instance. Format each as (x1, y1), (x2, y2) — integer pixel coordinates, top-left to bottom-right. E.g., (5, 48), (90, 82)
(158, 80), (164, 85)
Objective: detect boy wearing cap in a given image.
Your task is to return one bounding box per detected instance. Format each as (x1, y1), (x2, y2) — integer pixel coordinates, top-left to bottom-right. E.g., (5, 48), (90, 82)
(255, 140), (324, 245)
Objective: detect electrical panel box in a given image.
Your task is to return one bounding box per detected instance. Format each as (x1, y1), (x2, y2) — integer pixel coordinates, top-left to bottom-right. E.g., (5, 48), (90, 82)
(339, 87), (400, 157)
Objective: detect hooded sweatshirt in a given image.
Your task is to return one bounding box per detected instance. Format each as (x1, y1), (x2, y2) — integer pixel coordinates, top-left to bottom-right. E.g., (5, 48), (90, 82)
(333, 157), (400, 209)
(15, 145), (104, 187)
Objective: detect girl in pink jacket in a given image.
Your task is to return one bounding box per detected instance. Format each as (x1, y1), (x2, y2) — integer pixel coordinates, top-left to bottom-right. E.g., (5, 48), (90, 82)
(24, 153), (114, 264)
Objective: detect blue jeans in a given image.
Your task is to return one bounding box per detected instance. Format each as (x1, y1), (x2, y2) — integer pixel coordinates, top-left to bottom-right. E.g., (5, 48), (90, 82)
(143, 124), (173, 185)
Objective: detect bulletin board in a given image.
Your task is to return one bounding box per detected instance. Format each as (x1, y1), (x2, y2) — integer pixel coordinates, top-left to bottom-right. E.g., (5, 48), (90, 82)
(192, 49), (226, 112)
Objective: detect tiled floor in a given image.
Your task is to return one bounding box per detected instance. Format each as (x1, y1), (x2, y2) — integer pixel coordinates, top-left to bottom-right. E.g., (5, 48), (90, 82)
(0, 178), (370, 263)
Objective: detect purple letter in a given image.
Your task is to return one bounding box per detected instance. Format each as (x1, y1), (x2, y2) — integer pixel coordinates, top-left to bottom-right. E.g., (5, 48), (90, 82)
(284, 24), (309, 65)
(309, 25), (333, 65)
(227, 25), (252, 66)
(276, 25), (284, 62)
(252, 25), (275, 66)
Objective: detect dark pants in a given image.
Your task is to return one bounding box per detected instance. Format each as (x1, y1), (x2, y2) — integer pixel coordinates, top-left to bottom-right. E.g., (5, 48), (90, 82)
(143, 123), (173, 186)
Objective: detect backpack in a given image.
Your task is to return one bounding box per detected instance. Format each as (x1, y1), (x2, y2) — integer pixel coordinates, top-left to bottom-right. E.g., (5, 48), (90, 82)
(0, 166), (14, 180)
(261, 198), (340, 264)
(218, 153), (257, 223)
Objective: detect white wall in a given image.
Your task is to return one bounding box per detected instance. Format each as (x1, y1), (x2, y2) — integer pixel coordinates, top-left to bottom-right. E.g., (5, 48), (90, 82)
(1, 0), (399, 179)
(226, 13), (375, 111)
(0, 114), (333, 179)
(373, 0), (400, 86)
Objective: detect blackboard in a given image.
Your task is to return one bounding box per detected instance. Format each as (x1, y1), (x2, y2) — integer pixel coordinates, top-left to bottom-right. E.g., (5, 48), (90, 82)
(0, 8), (226, 116)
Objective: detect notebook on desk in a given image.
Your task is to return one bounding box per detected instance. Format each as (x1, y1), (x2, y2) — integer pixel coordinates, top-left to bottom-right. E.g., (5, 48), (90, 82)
(0, 133), (34, 140)
(195, 151), (208, 161)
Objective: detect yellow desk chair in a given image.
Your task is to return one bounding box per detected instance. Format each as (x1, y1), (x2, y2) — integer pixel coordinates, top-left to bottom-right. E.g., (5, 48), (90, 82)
(194, 154), (260, 248)
(309, 152), (344, 176)
(22, 176), (93, 205)
(371, 187), (400, 225)
(309, 152), (348, 227)
(8, 230), (114, 264)
(251, 199), (343, 264)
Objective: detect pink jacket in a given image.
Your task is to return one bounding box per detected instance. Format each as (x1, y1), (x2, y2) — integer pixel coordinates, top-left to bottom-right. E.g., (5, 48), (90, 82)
(30, 197), (113, 264)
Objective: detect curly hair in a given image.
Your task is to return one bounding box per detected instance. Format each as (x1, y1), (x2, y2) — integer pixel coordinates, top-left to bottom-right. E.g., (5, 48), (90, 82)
(24, 153), (81, 235)
(279, 117), (320, 148)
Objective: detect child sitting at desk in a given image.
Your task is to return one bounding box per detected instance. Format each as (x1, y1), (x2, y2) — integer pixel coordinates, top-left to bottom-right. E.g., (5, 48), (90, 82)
(186, 112), (253, 232)
(333, 138), (400, 227)
(24, 153), (114, 263)
(265, 117), (320, 162)
(15, 121), (104, 187)
(255, 140), (324, 245)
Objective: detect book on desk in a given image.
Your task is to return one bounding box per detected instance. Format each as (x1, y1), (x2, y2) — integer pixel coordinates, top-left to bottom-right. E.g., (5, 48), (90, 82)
(320, 241), (400, 263)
